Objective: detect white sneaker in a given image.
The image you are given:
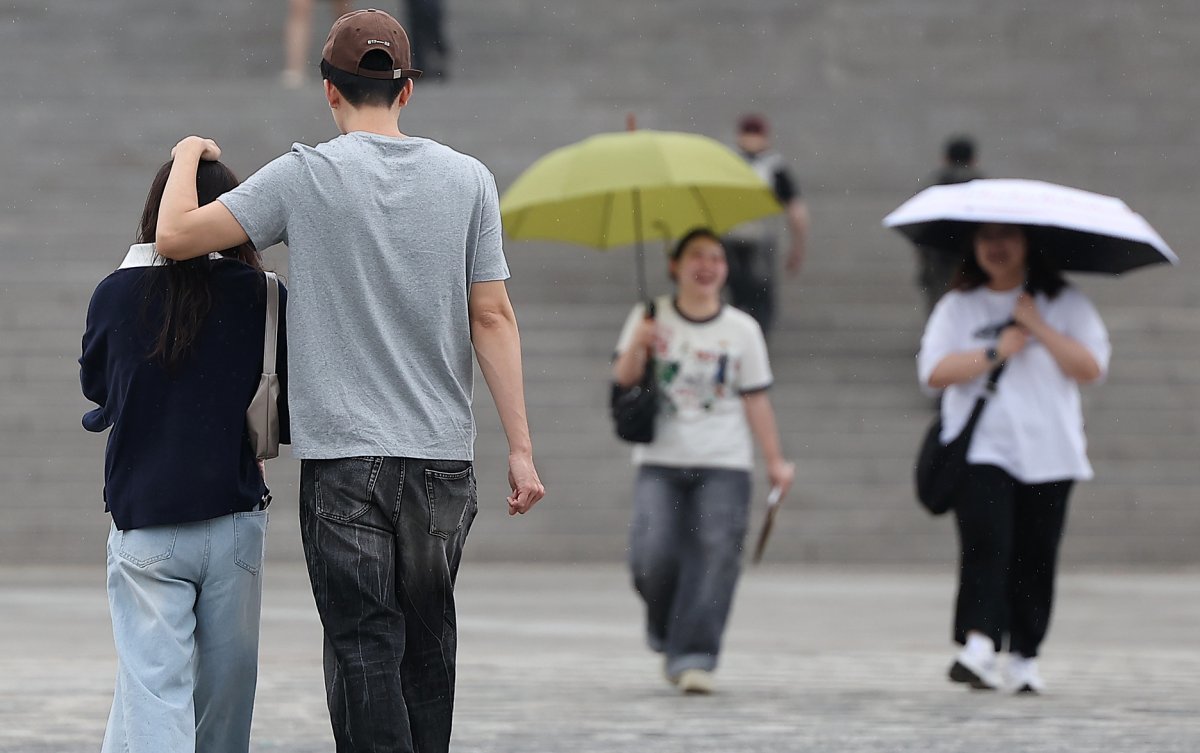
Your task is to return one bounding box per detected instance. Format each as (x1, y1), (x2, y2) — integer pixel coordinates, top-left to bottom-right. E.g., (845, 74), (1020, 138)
(1005, 655), (1046, 695)
(949, 647), (1002, 690)
(676, 668), (715, 695)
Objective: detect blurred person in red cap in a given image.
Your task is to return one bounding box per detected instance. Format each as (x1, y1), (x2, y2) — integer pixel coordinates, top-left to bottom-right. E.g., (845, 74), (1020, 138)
(722, 113), (810, 337)
(283, 0), (353, 89)
(154, 9), (545, 751)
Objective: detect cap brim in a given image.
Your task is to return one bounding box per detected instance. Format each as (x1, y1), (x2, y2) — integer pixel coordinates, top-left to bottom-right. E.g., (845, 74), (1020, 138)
(324, 60), (423, 80)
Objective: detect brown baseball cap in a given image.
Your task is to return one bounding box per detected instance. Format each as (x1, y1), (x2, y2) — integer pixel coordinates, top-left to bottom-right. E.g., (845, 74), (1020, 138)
(322, 9), (423, 81)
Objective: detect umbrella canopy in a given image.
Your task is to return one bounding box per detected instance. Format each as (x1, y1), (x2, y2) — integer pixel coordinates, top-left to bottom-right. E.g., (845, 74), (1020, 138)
(883, 179), (1178, 274)
(500, 129), (781, 249)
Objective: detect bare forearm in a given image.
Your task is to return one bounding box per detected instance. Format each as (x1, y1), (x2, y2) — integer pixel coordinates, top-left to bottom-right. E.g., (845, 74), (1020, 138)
(156, 148), (204, 259)
(472, 311), (533, 454)
(612, 346), (649, 387)
(787, 201), (809, 248)
(743, 392), (785, 464)
(784, 200), (809, 273)
(155, 137), (249, 259)
(927, 349), (995, 389)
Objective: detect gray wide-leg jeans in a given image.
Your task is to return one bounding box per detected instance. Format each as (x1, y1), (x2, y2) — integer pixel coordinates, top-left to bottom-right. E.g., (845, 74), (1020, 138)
(629, 465), (752, 677)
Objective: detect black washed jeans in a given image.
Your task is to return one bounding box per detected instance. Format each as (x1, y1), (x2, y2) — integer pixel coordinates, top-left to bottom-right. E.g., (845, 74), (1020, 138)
(300, 457), (478, 753)
(953, 464), (1072, 658)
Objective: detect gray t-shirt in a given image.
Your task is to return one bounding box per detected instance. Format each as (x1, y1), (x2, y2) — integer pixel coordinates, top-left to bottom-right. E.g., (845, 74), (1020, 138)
(219, 133), (510, 460)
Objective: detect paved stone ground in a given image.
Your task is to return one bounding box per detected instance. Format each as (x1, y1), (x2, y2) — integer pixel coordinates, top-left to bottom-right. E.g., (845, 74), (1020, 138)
(2, 563), (1198, 752)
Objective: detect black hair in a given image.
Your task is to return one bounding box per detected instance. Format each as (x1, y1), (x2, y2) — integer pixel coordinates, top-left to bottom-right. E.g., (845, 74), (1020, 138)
(137, 160), (263, 371)
(670, 227), (723, 261)
(953, 224), (1067, 299)
(320, 49), (407, 108)
(944, 135), (976, 166)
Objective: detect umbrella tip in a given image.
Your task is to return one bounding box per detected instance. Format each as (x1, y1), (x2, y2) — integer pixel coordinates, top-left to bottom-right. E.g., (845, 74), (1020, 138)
(626, 112), (637, 132)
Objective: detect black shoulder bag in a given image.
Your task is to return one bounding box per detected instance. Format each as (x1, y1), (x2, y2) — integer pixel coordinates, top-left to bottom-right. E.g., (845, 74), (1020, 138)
(610, 301), (658, 443)
(915, 363), (1005, 515)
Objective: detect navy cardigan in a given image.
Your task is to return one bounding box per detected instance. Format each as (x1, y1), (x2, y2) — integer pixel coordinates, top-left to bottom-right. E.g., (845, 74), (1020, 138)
(80, 245), (289, 530)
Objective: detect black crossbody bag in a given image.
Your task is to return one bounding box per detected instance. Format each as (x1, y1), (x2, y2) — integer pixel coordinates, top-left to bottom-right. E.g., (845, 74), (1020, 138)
(610, 301), (658, 443)
(915, 363), (1006, 515)
(611, 359), (658, 443)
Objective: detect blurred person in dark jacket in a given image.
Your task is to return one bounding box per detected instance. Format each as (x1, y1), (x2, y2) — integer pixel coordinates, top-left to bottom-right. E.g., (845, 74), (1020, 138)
(722, 113), (810, 338)
(916, 135), (985, 313)
(404, 0), (449, 80)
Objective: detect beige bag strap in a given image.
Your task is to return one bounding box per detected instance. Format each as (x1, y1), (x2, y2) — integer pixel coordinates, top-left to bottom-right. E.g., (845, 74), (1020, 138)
(263, 272), (279, 377)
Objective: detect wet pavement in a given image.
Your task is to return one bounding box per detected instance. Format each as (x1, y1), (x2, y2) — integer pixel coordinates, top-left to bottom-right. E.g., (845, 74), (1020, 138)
(2, 562), (1198, 752)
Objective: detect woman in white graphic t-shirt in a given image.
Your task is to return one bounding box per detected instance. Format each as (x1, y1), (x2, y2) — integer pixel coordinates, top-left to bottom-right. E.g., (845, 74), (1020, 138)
(918, 222), (1110, 695)
(612, 228), (795, 695)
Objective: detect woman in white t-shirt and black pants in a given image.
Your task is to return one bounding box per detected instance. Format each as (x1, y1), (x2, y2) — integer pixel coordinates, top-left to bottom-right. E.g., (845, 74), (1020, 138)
(612, 229), (795, 695)
(918, 223), (1110, 695)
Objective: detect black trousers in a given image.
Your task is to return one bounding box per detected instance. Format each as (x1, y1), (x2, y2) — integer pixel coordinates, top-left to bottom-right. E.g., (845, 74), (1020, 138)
(405, 0), (448, 75)
(723, 238), (776, 336)
(953, 464), (1072, 658)
(916, 244), (961, 315)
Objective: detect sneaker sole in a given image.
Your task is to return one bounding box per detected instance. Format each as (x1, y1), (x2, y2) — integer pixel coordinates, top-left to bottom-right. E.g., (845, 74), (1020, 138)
(677, 671), (715, 695)
(948, 660), (998, 690)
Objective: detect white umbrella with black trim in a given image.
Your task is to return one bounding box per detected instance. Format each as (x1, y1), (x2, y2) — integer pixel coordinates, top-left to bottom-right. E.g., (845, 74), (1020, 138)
(883, 178), (1178, 274)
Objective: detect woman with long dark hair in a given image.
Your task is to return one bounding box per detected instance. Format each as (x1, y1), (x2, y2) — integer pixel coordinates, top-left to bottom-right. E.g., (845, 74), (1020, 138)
(80, 160), (288, 753)
(918, 222), (1109, 694)
(612, 228), (794, 695)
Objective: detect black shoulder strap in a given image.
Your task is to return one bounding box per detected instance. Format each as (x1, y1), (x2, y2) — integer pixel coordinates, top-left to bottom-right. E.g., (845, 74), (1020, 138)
(983, 362), (1006, 396)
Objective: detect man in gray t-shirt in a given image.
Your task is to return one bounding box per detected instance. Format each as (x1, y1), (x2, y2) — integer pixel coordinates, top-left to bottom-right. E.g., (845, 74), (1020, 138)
(218, 132), (509, 461)
(154, 9), (544, 752)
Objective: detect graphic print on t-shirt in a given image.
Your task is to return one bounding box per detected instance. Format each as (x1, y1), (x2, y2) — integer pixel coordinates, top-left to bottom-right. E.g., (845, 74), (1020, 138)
(655, 337), (738, 418)
(973, 320), (1009, 341)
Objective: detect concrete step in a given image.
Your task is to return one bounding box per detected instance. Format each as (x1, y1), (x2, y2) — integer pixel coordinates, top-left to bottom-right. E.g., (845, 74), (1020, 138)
(3, 0), (1200, 566)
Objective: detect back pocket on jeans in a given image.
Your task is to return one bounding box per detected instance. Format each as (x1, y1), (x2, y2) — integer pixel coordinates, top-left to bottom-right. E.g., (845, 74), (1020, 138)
(315, 457), (382, 523)
(117, 526), (178, 568)
(424, 465), (475, 539)
(233, 510), (268, 574)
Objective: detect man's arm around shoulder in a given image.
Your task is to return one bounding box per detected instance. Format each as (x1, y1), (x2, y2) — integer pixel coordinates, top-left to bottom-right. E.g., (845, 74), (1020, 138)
(155, 137), (251, 260)
(469, 280), (546, 516)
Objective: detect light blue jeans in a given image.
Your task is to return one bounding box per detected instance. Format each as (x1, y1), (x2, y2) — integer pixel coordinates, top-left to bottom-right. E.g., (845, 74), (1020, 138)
(102, 511), (268, 753)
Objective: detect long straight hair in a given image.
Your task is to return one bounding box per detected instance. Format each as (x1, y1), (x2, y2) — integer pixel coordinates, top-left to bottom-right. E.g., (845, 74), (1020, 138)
(137, 160), (262, 370)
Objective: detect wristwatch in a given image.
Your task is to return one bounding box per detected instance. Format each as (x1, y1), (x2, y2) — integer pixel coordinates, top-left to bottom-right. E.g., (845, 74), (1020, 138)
(985, 347), (999, 364)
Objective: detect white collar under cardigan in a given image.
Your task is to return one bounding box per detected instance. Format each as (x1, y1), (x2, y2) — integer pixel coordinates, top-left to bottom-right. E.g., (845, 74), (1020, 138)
(118, 243), (224, 270)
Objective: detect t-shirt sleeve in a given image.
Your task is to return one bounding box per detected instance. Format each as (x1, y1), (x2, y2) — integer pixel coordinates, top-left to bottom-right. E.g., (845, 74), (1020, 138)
(470, 169), (511, 283)
(614, 303), (647, 356)
(738, 318), (773, 393)
(917, 294), (959, 391)
(216, 150), (303, 253)
(1062, 288), (1112, 380)
(773, 167), (799, 204)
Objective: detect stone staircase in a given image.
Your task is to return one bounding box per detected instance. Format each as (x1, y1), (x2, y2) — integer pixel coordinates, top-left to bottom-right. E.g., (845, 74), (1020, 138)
(1, 0), (1197, 565)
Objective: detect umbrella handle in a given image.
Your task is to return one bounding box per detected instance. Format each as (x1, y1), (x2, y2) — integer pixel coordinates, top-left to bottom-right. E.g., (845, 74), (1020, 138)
(766, 485), (783, 508)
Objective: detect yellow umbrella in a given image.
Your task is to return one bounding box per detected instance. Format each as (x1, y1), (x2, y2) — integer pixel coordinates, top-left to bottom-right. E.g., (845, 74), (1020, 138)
(500, 129), (781, 300)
